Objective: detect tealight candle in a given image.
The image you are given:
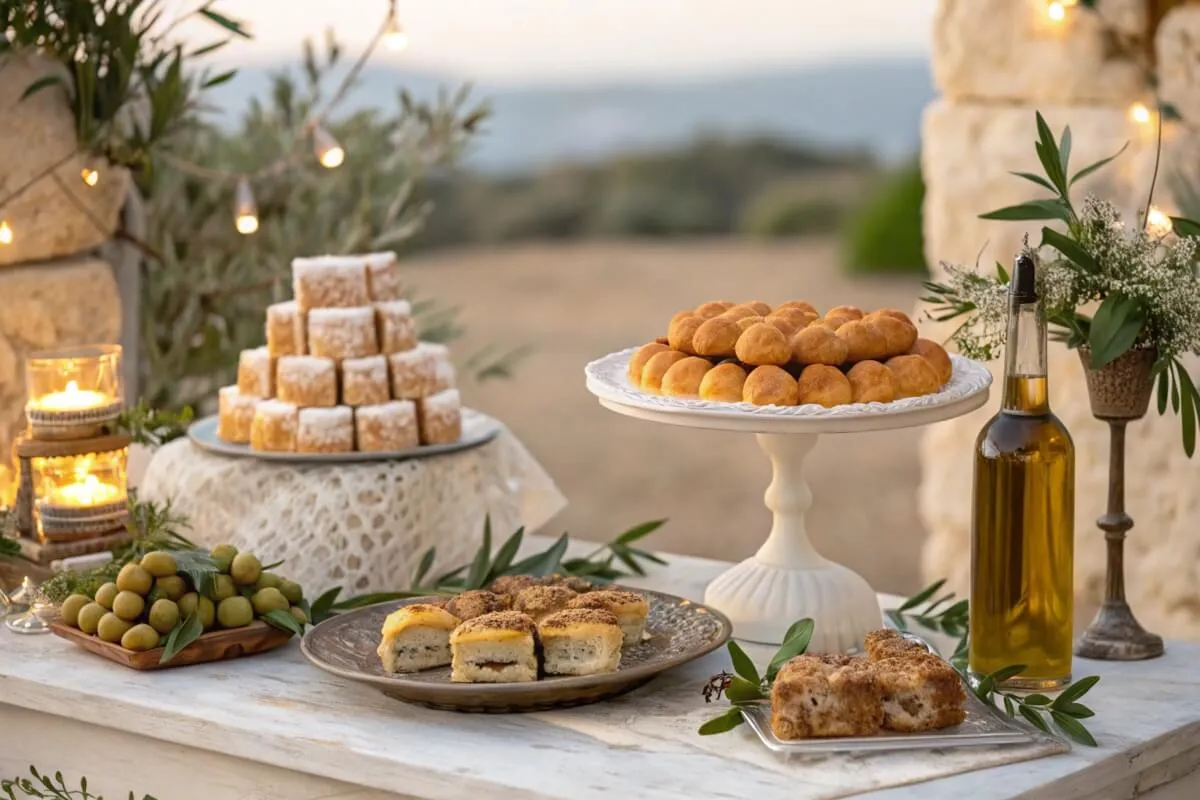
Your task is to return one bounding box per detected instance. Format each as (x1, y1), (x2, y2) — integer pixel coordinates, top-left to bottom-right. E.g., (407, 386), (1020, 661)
(30, 380), (112, 412)
(45, 473), (122, 508)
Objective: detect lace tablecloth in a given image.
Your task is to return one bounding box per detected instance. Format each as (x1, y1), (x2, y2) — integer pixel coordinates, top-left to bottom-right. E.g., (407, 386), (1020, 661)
(137, 421), (565, 596)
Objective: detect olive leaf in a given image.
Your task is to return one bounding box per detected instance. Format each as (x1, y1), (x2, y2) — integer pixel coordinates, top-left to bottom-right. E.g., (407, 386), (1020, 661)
(697, 708), (745, 736)
(159, 612), (203, 664)
(1087, 294), (1146, 369)
(262, 608), (304, 636)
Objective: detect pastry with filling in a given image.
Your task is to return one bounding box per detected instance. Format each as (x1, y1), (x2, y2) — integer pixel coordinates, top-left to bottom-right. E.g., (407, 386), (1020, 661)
(640, 350), (689, 392)
(292, 255), (371, 311)
(667, 312), (705, 354)
(628, 342), (670, 382)
(699, 361), (749, 403)
(837, 320), (888, 362)
(791, 325), (849, 366)
(545, 574), (597, 593)
(445, 590), (512, 621)
(797, 364), (852, 408)
(866, 315), (918, 357)
(846, 360), (898, 404)
(513, 584), (578, 623)
(567, 589), (650, 646)
(694, 300), (734, 319)
(735, 323), (791, 366)
(449, 611), (538, 683)
(886, 354), (943, 398)
(909, 338), (954, 385)
(770, 654), (883, 739)
(692, 316), (742, 358)
(873, 652), (967, 732)
(661, 356), (713, 397)
(538, 609), (623, 677)
(743, 365), (799, 406)
(489, 575), (542, 597)
(377, 603), (459, 673)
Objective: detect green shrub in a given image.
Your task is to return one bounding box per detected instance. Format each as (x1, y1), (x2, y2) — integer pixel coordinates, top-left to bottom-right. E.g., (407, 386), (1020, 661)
(739, 181), (848, 238)
(841, 161), (927, 275)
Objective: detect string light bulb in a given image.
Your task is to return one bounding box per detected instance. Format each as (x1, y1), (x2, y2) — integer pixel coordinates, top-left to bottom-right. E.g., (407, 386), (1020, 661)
(234, 177), (259, 235)
(1046, 0), (1076, 23)
(313, 126), (345, 169)
(384, 1), (408, 52)
(80, 168), (99, 187)
(1146, 206), (1173, 237)
(0, 220), (12, 245)
(1129, 102), (1153, 125)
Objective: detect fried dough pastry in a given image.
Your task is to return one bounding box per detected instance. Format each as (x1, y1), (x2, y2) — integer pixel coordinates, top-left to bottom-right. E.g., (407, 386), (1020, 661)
(699, 362), (749, 402)
(846, 360), (898, 404)
(743, 365), (799, 406)
(867, 315), (918, 357)
(814, 317), (842, 332)
(735, 323), (791, 366)
(719, 305), (760, 322)
(770, 654), (883, 739)
(873, 652), (967, 732)
(837, 320), (889, 362)
(775, 300), (818, 316)
(640, 350), (689, 391)
(827, 304), (864, 321)
(667, 312), (704, 354)
(742, 300), (772, 315)
(909, 338), (953, 384)
(628, 342), (669, 382)
(734, 314), (766, 333)
(867, 308), (915, 327)
(790, 325), (849, 365)
(694, 300), (734, 319)
(692, 316), (742, 358)
(661, 356), (713, 397)
(797, 364), (852, 407)
(766, 315), (803, 340)
(886, 354), (942, 398)
(864, 629), (928, 662)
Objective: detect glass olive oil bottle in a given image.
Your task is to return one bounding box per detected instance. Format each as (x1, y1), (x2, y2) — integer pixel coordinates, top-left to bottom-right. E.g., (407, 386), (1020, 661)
(970, 253), (1075, 690)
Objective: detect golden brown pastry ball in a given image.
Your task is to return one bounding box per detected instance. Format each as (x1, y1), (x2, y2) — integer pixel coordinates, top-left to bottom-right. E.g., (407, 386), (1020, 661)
(661, 356), (713, 397)
(654, 336), (670, 346)
(692, 316), (742, 358)
(694, 300), (735, 319)
(867, 315), (918, 357)
(776, 300), (818, 316)
(720, 305), (760, 322)
(886, 354), (942, 398)
(628, 342), (669, 382)
(768, 306), (815, 328)
(743, 365), (799, 406)
(735, 322), (791, 366)
(827, 304), (864, 321)
(765, 314), (803, 340)
(797, 364), (852, 408)
(909, 338), (953, 385)
(814, 317), (842, 332)
(641, 350), (689, 391)
(790, 325), (849, 365)
(868, 308), (915, 327)
(743, 301), (773, 316)
(837, 320), (889, 362)
(699, 362), (749, 402)
(846, 360), (899, 404)
(667, 313), (705, 354)
(734, 314), (766, 333)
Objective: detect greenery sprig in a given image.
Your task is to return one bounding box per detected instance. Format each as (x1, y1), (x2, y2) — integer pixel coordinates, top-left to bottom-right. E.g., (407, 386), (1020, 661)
(886, 578), (969, 670)
(308, 516), (668, 624)
(116, 401), (194, 447)
(2, 767), (154, 800)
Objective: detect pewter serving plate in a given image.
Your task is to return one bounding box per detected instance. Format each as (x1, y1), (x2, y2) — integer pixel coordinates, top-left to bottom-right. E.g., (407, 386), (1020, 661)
(301, 590), (732, 713)
(187, 407), (501, 463)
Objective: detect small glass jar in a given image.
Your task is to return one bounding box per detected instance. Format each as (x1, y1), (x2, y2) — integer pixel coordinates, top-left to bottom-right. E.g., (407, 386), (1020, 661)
(24, 344), (124, 440)
(31, 448), (129, 542)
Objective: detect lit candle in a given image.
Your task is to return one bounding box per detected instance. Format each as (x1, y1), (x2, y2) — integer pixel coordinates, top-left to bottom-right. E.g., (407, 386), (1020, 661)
(31, 380), (112, 412)
(1146, 206), (1173, 237)
(45, 474), (122, 508)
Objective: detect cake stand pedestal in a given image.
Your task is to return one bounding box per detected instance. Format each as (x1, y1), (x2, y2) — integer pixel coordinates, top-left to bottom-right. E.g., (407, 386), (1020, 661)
(585, 349), (992, 651)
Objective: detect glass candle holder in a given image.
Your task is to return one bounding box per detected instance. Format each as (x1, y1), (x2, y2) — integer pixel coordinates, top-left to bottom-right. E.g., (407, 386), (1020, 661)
(32, 447), (129, 542)
(25, 344), (124, 440)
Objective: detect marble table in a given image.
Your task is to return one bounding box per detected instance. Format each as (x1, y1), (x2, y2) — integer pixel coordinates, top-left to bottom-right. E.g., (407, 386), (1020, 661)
(2, 542), (1199, 800)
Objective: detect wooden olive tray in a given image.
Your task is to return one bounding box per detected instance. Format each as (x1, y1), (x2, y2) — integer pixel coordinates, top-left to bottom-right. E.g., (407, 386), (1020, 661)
(49, 619), (293, 670)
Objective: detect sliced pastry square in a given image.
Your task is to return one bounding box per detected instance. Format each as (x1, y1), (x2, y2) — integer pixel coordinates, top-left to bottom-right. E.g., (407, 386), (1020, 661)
(567, 589), (649, 646)
(512, 585), (578, 624)
(770, 654), (883, 739)
(863, 628), (928, 662)
(538, 609), (623, 677)
(873, 652), (967, 732)
(376, 603), (460, 674)
(449, 611), (538, 683)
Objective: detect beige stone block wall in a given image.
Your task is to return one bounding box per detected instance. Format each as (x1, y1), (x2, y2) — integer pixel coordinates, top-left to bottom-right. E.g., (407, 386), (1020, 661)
(1158, 6), (1200, 124)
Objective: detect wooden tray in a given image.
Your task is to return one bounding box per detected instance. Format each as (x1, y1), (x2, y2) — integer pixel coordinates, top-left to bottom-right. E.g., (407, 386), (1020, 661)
(49, 619), (293, 670)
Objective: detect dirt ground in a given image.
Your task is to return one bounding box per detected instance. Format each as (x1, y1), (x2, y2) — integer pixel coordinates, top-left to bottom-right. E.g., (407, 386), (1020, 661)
(407, 238), (930, 596)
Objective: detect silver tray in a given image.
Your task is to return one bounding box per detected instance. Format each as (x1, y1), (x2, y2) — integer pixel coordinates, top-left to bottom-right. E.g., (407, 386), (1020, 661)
(187, 407), (501, 464)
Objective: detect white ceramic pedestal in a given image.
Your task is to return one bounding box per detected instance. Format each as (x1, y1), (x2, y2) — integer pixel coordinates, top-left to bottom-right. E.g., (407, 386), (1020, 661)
(585, 348), (992, 650)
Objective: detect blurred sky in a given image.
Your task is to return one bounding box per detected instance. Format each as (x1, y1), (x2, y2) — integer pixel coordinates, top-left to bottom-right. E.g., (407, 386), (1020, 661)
(176, 0), (938, 85)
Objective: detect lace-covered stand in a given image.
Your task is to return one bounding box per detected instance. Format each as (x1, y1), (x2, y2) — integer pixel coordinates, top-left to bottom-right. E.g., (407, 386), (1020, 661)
(138, 412), (565, 596)
(585, 348), (992, 651)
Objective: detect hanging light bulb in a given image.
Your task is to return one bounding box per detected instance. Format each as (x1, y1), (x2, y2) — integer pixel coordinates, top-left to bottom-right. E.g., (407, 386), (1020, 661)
(1146, 206), (1173, 237)
(234, 177), (259, 235)
(1046, 1), (1068, 23)
(1129, 101), (1153, 126)
(0, 220), (12, 245)
(384, 1), (408, 52)
(80, 167), (99, 187)
(313, 125), (345, 169)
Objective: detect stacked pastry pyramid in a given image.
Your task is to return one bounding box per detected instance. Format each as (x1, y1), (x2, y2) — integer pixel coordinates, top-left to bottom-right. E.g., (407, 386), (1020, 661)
(216, 252), (462, 453)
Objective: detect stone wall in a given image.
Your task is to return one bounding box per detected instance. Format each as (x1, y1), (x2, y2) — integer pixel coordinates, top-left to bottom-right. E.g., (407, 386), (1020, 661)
(920, 2), (1200, 638)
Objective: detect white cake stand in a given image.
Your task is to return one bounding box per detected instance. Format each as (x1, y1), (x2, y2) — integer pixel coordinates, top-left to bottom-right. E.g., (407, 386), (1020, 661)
(584, 349), (992, 652)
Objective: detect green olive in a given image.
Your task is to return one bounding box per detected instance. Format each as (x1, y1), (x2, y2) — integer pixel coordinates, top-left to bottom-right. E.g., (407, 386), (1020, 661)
(197, 596), (216, 630)
(116, 563), (153, 595)
(139, 551), (178, 578)
(255, 572), (282, 591)
(97, 613), (134, 643)
(178, 592), (199, 619)
(217, 596), (253, 628)
(213, 574), (236, 601)
(77, 602), (106, 635)
(112, 591), (146, 622)
(279, 580), (303, 605)
(230, 553), (262, 586)
(210, 544), (238, 573)
(148, 599), (181, 635)
(121, 623), (161, 652)
(59, 594), (90, 627)
(288, 606), (308, 625)
(94, 582), (119, 610)
(155, 575), (187, 601)
(251, 587), (289, 616)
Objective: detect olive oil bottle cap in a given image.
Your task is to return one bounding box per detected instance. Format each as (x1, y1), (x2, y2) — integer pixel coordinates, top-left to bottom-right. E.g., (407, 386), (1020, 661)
(1012, 254), (1038, 304)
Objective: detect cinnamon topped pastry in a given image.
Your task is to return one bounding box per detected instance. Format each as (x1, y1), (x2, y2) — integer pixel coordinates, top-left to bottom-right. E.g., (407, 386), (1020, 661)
(444, 590), (512, 621)
(567, 589), (649, 646)
(489, 574), (542, 597)
(376, 603), (459, 674)
(771, 654), (883, 739)
(449, 611), (538, 683)
(538, 608), (623, 676)
(513, 584), (578, 623)
(873, 652), (967, 732)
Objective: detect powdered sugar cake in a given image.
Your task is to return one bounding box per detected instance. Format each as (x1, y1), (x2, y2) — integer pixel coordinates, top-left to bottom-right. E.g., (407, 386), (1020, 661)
(251, 399), (299, 452)
(308, 307), (379, 360)
(266, 301), (305, 357)
(276, 355), (338, 407)
(355, 400), (419, 451)
(389, 342), (443, 399)
(341, 355), (390, 407)
(297, 406), (355, 453)
(375, 300), (417, 354)
(237, 347), (274, 398)
(417, 388), (462, 445)
(217, 386), (258, 443)
(292, 255), (371, 311)
(362, 251), (404, 301)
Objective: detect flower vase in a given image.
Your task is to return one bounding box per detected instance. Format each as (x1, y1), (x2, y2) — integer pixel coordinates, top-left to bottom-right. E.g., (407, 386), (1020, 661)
(1073, 346), (1164, 660)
